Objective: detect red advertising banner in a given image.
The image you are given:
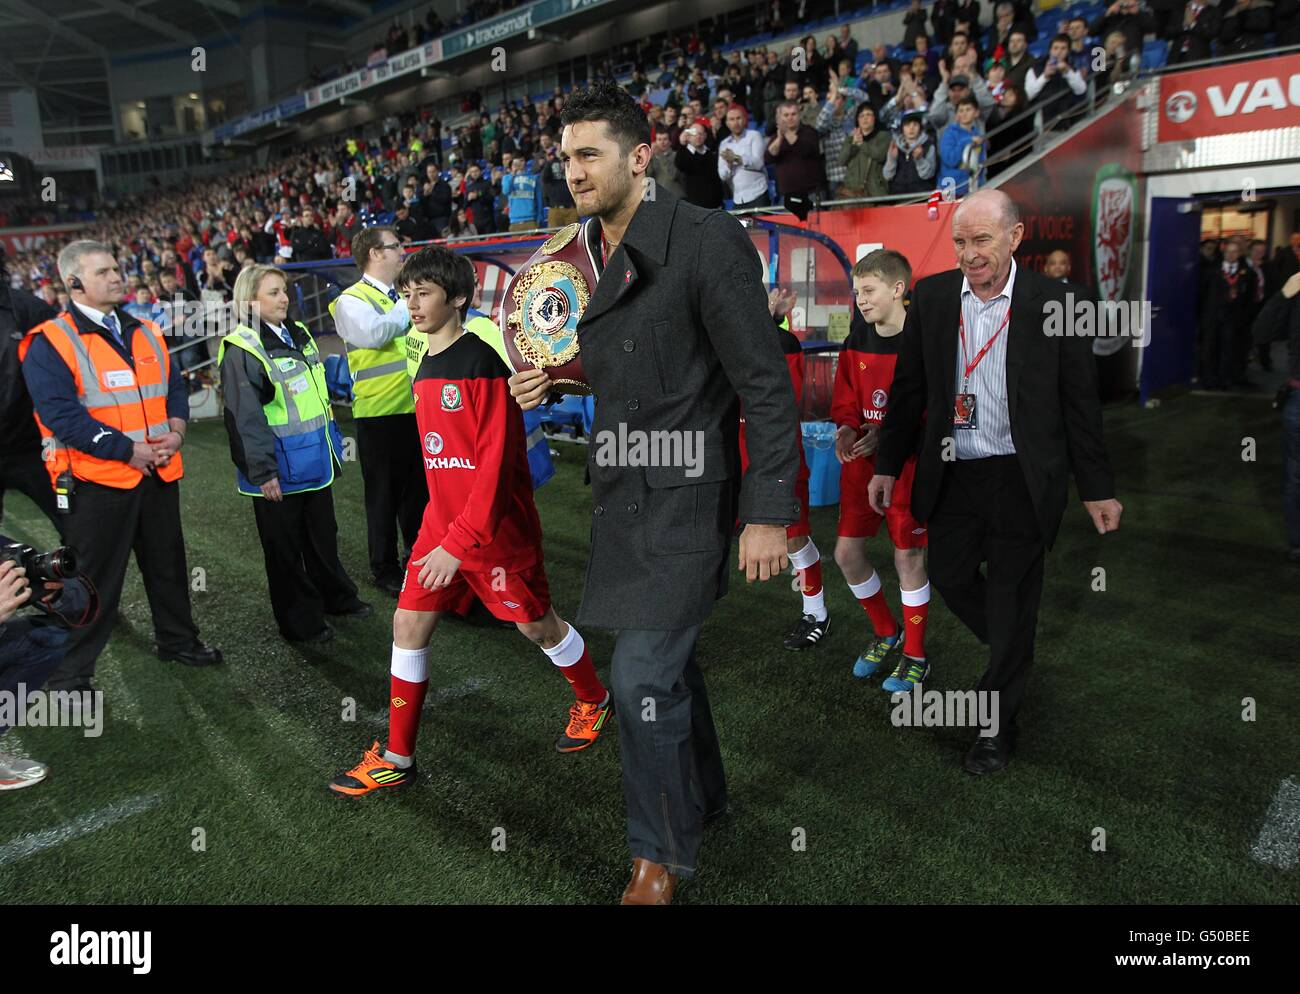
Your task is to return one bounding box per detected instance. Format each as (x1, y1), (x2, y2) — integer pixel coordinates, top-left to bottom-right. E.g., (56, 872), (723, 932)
(0, 223), (87, 256)
(1157, 52), (1300, 143)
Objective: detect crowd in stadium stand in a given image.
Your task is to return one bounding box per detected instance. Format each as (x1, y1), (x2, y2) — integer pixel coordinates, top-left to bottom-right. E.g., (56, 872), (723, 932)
(5, 0), (1298, 312)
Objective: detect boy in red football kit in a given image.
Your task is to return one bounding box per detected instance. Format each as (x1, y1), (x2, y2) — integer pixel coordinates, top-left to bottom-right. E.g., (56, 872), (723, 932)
(831, 249), (931, 693)
(740, 287), (829, 650)
(329, 247), (612, 797)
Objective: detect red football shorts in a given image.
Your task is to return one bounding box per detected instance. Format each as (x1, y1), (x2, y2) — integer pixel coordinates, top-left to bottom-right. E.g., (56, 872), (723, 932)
(837, 454), (927, 548)
(397, 530), (551, 623)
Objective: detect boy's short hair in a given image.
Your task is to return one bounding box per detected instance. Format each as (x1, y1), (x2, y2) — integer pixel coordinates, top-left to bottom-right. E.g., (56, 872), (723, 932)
(395, 245), (473, 320)
(851, 248), (913, 290)
(955, 94), (980, 111)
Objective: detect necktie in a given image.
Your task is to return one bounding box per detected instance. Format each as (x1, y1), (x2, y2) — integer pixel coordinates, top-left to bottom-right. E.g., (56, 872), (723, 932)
(103, 312), (124, 348)
(387, 288), (399, 303)
(277, 325), (294, 349)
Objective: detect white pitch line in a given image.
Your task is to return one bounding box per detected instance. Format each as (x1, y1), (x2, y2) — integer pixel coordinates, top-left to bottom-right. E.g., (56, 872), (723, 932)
(1251, 776), (1300, 871)
(0, 792), (163, 866)
(365, 674), (496, 725)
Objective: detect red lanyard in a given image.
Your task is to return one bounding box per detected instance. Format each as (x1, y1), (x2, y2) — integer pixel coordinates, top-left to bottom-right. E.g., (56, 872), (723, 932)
(958, 306), (1011, 388)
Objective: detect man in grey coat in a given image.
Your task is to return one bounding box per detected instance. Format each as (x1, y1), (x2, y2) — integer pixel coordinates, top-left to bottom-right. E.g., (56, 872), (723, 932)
(510, 81), (801, 905)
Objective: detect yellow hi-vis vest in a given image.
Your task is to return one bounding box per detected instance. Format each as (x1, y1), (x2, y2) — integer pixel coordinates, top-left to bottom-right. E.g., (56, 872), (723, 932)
(328, 280), (415, 419)
(403, 313), (502, 379)
(404, 326), (427, 380)
(465, 311), (508, 367)
(217, 322), (343, 497)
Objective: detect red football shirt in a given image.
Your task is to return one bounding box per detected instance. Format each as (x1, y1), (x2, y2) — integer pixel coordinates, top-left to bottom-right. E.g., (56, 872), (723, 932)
(411, 330), (542, 571)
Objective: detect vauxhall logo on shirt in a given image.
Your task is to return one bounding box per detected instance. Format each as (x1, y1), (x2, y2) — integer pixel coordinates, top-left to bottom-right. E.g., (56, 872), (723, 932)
(423, 430), (475, 470)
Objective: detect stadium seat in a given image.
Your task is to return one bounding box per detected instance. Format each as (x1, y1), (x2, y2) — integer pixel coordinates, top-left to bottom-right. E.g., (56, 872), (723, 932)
(539, 394), (589, 437)
(1141, 40), (1168, 71)
(323, 353), (354, 404)
(1028, 38), (1050, 58)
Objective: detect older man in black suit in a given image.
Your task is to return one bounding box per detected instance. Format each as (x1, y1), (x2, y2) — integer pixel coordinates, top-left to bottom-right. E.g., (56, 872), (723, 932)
(869, 189), (1122, 775)
(510, 81), (801, 905)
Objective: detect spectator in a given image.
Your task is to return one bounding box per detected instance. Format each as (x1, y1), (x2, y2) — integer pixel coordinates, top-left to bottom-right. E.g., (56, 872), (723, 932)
(674, 123), (725, 209)
(646, 129), (686, 201)
(866, 60), (899, 112)
(910, 52), (941, 98)
(901, 0), (929, 49)
(883, 110), (938, 195)
(800, 84), (823, 128)
(1246, 238), (1277, 371)
(1250, 270), (1300, 562)
(1165, 0), (1222, 65)
(502, 157), (542, 232)
(1065, 17), (1096, 74)
(718, 104), (769, 208)
(0, 269), (59, 530)
(289, 207), (333, 262)
(1222, 0), (1276, 52)
(1090, 0), (1158, 60)
(838, 23), (859, 65)
(941, 31), (979, 78)
(931, 0), (961, 44)
(986, 3), (1025, 57)
(939, 95), (987, 196)
(838, 104), (891, 200)
(463, 164), (495, 234)
(930, 72), (994, 130)
(765, 100), (826, 205)
(538, 135), (576, 227)
(817, 68), (866, 194)
(1026, 34), (1089, 128)
(1002, 30), (1035, 91)
(393, 203), (424, 244)
(986, 83), (1035, 176)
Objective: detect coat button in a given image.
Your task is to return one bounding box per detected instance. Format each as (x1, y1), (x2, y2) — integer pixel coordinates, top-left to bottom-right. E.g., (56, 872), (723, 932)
(593, 504), (604, 516)
(627, 398), (639, 411)
(627, 502), (638, 514)
(623, 340), (634, 352)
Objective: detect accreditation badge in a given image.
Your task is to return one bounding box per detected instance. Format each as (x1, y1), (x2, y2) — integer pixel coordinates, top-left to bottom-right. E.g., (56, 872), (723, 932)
(953, 392), (978, 429)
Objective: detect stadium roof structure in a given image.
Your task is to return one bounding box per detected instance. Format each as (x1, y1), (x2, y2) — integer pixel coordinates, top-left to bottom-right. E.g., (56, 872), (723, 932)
(0, 0), (374, 143)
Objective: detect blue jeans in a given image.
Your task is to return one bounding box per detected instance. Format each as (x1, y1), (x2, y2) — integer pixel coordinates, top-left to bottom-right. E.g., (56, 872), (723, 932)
(1284, 387), (1300, 551)
(0, 621), (69, 738)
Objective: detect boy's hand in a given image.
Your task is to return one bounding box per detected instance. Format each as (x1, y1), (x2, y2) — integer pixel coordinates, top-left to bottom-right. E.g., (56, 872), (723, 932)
(834, 425), (860, 463)
(508, 367), (553, 410)
(416, 546), (462, 590)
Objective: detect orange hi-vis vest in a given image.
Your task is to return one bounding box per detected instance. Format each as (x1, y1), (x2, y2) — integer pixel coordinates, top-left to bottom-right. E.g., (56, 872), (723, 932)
(19, 311), (184, 490)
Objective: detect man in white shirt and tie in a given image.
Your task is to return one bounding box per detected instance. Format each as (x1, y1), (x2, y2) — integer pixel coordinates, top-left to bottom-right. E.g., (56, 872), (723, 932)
(328, 227), (426, 596)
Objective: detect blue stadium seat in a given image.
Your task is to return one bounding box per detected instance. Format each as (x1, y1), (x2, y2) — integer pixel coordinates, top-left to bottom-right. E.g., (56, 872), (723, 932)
(324, 353), (354, 404)
(539, 394), (589, 436)
(1028, 38), (1050, 58)
(1141, 39), (1168, 70)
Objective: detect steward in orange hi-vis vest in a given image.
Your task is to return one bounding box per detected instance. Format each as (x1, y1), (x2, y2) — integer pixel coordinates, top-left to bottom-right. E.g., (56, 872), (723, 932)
(18, 311), (183, 490)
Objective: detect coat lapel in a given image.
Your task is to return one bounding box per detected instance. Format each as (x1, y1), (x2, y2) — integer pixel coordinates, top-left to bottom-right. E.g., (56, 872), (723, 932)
(933, 269), (964, 402)
(579, 192), (677, 328)
(1005, 266), (1039, 427)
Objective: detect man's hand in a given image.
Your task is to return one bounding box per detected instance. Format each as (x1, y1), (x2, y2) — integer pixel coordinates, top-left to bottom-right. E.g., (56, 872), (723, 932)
(1083, 498), (1123, 534)
(260, 477), (283, 502)
(508, 367), (553, 411)
(1281, 271), (1300, 299)
(130, 441), (158, 475)
(868, 473), (896, 514)
(768, 286), (797, 319)
(149, 431), (184, 465)
(0, 561), (31, 624)
(738, 523), (789, 582)
(416, 545), (461, 590)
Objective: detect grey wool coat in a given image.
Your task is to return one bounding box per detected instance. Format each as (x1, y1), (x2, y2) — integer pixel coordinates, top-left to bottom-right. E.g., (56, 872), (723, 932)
(571, 188), (802, 630)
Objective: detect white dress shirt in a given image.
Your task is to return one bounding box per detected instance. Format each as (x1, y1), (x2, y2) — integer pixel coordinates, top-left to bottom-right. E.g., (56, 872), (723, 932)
(954, 257), (1017, 459)
(332, 274), (410, 350)
(717, 129), (769, 205)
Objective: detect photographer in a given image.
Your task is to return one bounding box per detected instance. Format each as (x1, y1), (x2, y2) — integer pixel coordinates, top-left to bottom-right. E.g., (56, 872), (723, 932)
(0, 540), (97, 790)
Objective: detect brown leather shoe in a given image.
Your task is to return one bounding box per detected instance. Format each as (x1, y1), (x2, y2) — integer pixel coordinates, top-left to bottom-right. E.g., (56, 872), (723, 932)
(620, 858), (678, 905)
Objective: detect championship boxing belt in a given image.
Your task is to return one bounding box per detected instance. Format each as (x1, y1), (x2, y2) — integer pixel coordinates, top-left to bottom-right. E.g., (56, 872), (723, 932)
(500, 220), (598, 395)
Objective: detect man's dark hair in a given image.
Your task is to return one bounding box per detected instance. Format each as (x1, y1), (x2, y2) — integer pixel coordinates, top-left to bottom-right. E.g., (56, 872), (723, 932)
(395, 245), (473, 320)
(1009, 28), (1028, 42)
(559, 79), (651, 157)
(1051, 32), (1071, 49)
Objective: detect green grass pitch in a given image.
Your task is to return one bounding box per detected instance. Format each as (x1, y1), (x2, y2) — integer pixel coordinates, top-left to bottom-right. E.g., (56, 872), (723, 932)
(1, 391), (1297, 904)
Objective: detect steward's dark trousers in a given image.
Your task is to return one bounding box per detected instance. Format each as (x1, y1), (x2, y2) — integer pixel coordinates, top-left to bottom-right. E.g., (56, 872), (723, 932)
(609, 625), (727, 879)
(251, 485), (363, 641)
(0, 447), (62, 533)
(926, 456), (1047, 726)
(51, 475), (200, 690)
(355, 413), (425, 578)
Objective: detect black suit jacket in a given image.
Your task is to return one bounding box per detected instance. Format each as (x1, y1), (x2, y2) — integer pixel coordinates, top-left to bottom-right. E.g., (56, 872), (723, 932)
(876, 267), (1114, 549)
(0, 286), (57, 455)
(575, 189), (801, 630)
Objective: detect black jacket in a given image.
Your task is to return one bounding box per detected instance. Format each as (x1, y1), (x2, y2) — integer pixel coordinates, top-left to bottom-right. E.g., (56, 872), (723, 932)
(1252, 288), (1300, 380)
(877, 267), (1115, 549)
(0, 287), (57, 456)
(673, 143), (725, 208)
(290, 224), (333, 262)
(574, 190), (801, 629)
